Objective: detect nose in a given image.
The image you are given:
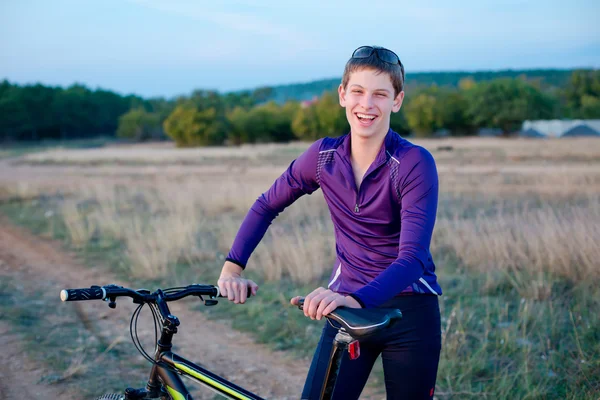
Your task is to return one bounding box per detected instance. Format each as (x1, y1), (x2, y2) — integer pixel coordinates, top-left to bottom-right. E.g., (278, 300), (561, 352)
(359, 93), (374, 110)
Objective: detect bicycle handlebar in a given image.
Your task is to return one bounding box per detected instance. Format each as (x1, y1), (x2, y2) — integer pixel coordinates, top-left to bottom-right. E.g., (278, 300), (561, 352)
(60, 284), (222, 304)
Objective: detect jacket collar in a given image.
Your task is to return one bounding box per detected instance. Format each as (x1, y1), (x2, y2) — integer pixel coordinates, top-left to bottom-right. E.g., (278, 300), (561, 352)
(337, 128), (395, 165)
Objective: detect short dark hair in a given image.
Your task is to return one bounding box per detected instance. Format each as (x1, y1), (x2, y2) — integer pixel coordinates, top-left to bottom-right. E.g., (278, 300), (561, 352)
(341, 46), (405, 96)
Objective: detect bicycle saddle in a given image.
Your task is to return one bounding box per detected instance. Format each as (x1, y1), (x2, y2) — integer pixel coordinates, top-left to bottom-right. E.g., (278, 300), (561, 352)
(327, 307), (402, 339)
(297, 299), (402, 339)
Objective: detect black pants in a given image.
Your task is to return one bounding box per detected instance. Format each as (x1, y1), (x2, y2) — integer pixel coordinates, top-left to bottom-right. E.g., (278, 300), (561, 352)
(301, 295), (442, 400)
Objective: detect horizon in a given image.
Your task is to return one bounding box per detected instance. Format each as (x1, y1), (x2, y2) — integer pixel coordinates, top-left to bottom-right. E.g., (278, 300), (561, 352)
(2, 0), (599, 98)
(1, 67), (584, 100)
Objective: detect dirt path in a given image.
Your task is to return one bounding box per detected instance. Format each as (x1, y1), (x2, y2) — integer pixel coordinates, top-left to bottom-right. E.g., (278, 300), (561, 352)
(0, 217), (309, 399)
(0, 321), (83, 399)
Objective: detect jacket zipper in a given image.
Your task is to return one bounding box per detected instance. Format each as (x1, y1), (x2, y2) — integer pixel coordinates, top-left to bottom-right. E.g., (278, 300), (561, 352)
(354, 157), (388, 214)
(337, 148), (388, 215)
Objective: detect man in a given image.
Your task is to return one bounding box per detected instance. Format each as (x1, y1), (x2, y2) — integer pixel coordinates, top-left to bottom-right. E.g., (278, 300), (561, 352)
(219, 45), (442, 399)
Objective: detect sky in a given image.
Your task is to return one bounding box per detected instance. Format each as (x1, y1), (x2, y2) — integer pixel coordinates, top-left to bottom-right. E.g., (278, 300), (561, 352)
(1, 0), (599, 98)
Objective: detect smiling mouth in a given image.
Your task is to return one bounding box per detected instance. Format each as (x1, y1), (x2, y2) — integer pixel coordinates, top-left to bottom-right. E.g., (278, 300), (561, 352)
(355, 113), (378, 126)
(356, 113), (377, 121)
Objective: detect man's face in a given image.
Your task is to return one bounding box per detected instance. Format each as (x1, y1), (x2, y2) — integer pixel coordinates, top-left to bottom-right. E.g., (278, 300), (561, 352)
(339, 68), (404, 141)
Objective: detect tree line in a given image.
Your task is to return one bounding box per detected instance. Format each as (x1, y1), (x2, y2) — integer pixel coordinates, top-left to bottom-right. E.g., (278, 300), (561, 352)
(268, 69), (574, 103)
(1, 69), (598, 145)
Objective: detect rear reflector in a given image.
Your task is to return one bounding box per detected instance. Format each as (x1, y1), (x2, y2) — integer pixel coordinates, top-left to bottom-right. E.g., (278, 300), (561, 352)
(348, 340), (360, 360)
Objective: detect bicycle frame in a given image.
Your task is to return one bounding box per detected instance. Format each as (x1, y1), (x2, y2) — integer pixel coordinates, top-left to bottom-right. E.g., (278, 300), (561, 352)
(135, 308), (264, 400)
(147, 351), (263, 400)
(131, 311), (347, 400)
(141, 326), (348, 400)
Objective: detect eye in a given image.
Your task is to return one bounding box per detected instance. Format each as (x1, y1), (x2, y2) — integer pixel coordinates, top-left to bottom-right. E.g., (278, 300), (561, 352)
(352, 90), (362, 94)
(376, 93), (387, 97)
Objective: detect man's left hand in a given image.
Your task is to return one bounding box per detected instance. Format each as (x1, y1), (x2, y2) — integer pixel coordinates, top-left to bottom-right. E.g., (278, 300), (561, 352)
(290, 287), (362, 320)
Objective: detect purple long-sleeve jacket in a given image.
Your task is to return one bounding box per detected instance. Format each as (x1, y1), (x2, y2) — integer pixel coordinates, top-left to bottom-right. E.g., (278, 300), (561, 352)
(227, 129), (441, 308)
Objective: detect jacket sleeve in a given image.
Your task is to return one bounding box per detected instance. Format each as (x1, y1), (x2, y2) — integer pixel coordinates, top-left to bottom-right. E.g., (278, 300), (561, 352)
(350, 146), (439, 308)
(226, 139), (323, 268)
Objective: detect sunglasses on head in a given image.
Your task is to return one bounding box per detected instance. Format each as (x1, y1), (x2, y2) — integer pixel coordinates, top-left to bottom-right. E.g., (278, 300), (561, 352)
(351, 46), (402, 67)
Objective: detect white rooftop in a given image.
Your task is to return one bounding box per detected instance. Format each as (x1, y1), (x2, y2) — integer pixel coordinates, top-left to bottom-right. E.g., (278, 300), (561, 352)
(521, 120), (600, 137)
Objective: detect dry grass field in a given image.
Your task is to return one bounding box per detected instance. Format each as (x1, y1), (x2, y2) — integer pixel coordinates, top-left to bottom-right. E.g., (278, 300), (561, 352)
(1, 136), (599, 399)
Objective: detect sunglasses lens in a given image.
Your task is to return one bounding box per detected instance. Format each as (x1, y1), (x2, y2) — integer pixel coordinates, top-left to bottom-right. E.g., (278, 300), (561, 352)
(352, 46), (374, 58)
(352, 46), (401, 65)
(376, 49), (400, 65)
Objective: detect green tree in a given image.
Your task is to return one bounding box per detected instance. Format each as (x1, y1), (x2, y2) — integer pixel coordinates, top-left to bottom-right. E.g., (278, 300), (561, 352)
(12, 84), (57, 140)
(405, 92), (438, 137)
(226, 106), (252, 145)
(466, 78), (556, 134)
(564, 70), (600, 118)
(163, 106), (226, 147)
(458, 77), (476, 91)
(404, 86), (473, 136)
(91, 89), (132, 134)
(252, 86), (274, 104)
(314, 91), (348, 137)
(222, 91), (255, 110)
(580, 95), (600, 119)
(436, 90), (474, 136)
(117, 108), (163, 141)
(227, 101), (299, 144)
(53, 85), (96, 139)
(389, 109), (410, 136)
(185, 90), (227, 115)
(292, 105), (321, 141)
(260, 100), (299, 142)
(292, 90), (347, 141)
(51, 84), (132, 139)
(0, 81), (29, 141)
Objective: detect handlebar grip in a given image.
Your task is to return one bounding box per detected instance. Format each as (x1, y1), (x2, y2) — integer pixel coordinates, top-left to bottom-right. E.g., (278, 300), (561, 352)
(60, 286), (106, 302)
(216, 287), (253, 298)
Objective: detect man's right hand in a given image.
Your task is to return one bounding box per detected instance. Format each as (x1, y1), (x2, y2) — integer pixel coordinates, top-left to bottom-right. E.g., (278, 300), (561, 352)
(217, 261), (259, 304)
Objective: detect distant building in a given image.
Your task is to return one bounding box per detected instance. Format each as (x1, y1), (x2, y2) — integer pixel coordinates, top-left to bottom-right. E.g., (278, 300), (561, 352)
(520, 120), (600, 138)
(562, 124), (600, 137)
(520, 127), (546, 138)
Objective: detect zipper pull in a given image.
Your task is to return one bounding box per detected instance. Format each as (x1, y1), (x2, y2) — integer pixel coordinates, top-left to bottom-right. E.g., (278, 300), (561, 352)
(355, 204), (359, 213)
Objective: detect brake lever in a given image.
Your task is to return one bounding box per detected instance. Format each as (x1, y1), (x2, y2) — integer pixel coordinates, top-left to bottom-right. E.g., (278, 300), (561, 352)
(196, 294), (218, 306)
(107, 296), (117, 309)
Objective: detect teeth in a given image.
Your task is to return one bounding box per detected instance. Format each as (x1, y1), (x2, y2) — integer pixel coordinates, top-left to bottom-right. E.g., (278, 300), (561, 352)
(357, 113), (376, 120)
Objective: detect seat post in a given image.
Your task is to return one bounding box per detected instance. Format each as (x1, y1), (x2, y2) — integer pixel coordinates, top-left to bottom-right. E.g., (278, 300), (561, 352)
(319, 329), (353, 400)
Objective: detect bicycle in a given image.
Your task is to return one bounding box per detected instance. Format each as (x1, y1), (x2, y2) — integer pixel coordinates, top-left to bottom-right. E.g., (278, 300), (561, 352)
(60, 284), (402, 400)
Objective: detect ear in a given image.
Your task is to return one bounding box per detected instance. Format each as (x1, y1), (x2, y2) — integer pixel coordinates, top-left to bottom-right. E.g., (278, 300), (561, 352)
(338, 84), (346, 107)
(392, 91), (404, 113)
